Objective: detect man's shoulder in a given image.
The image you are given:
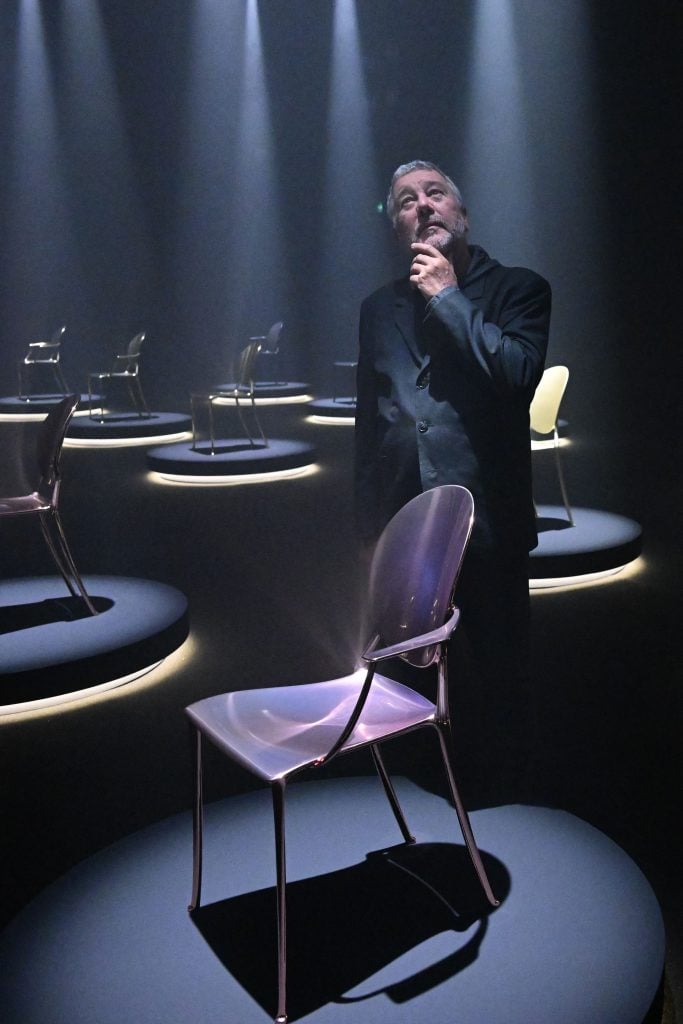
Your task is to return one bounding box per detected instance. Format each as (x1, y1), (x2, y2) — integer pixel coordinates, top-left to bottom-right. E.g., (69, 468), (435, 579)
(467, 247), (550, 295)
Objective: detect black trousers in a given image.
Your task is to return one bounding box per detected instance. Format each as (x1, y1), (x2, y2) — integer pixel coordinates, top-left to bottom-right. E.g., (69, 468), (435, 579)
(449, 543), (533, 799)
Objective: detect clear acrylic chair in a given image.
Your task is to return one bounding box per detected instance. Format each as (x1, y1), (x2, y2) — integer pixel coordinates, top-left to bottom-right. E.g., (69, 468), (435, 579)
(87, 332), (150, 421)
(190, 339), (267, 453)
(18, 325), (69, 400)
(251, 320), (284, 384)
(530, 364), (573, 524)
(185, 484), (498, 1024)
(0, 394), (97, 615)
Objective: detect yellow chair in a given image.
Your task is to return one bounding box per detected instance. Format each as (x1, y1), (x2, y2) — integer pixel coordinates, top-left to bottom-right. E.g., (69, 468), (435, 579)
(530, 365), (572, 524)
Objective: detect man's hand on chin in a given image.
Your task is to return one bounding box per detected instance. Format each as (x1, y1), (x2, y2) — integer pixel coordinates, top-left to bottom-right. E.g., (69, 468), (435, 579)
(409, 242), (458, 298)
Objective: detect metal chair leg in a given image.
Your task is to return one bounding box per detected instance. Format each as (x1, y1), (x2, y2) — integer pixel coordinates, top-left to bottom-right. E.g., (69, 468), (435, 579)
(433, 722), (499, 908)
(189, 729), (204, 912)
(39, 511), (98, 615)
(371, 743), (415, 844)
(553, 428), (574, 525)
(272, 779), (288, 1024)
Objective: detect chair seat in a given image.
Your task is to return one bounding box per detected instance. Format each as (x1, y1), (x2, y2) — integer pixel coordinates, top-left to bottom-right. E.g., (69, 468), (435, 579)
(186, 670), (436, 782)
(0, 492), (50, 516)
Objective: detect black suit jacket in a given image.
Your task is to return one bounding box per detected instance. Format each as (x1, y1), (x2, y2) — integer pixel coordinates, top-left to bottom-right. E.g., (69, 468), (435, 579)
(354, 245), (552, 554)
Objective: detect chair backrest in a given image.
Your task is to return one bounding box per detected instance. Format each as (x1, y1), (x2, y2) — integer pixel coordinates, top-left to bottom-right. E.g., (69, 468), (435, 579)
(367, 485), (474, 669)
(36, 395), (79, 501)
(530, 365), (569, 435)
(263, 320), (283, 354)
(236, 340), (262, 389)
(112, 332), (145, 374)
(25, 325), (66, 361)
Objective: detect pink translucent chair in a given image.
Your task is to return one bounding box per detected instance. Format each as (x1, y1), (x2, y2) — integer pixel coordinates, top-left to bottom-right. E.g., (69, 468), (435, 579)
(0, 394), (97, 615)
(185, 484), (498, 1024)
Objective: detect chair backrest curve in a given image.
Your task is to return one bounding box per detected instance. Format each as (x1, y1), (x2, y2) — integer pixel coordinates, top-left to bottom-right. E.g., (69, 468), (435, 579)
(36, 395), (79, 496)
(530, 365), (569, 435)
(367, 485), (474, 669)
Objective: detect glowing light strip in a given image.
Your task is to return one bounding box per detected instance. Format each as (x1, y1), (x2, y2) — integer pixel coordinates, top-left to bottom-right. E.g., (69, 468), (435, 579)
(148, 463), (320, 486)
(307, 414), (355, 425)
(531, 437), (571, 451)
(0, 660), (163, 717)
(211, 394), (313, 406)
(0, 407), (97, 422)
(529, 557), (643, 591)
(64, 431), (192, 448)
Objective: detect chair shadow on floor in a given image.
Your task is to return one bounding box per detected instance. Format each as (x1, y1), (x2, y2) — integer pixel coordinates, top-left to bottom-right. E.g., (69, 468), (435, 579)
(192, 840), (509, 1022)
(0, 595), (113, 634)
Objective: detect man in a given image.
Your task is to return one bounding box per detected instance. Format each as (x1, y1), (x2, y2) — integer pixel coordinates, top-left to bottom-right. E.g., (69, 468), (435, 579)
(354, 160), (551, 803)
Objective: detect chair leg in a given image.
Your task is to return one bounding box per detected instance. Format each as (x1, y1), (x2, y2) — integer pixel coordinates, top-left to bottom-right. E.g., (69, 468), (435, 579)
(371, 743), (415, 844)
(272, 779), (288, 1024)
(189, 728), (204, 912)
(54, 364), (70, 395)
(249, 395), (268, 447)
(234, 395), (256, 447)
(129, 376), (152, 418)
(40, 511), (98, 615)
(553, 429), (574, 525)
(433, 723), (499, 908)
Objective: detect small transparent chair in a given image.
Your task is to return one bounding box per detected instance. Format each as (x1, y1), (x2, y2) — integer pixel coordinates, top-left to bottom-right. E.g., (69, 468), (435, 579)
(87, 332), (150, 421)
(185, 484), (498, 1024)
(18, 325), (69, 400)
(251, 320), (284, 384)
(530, 364), (573, 524)
(190, 339), (267, 453)
(0, 394), (97, 615)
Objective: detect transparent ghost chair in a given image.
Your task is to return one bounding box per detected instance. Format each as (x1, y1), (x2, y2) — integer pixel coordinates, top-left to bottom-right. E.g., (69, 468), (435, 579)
(251, 320), (284, 384)
(190, 339), (267, 453)
(185, 484), (498, 1024)
(0, 394), (97, 615)
(18, 325), (69, 400)
(87, 331), (150, 421)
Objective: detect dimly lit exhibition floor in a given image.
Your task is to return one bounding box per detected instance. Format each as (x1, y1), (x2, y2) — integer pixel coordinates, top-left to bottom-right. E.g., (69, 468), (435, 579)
(0, 779), (666, 1024)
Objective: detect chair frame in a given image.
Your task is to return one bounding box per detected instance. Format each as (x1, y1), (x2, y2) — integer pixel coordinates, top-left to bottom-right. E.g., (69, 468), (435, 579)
(87, 332), (150, 422)
(530, 365), (573, 525)
(186, 486), (498, 1024)
(191, 340), (268, 453)
(18, 326), (69, 400)
(0, 394), (97, 615)
(251, 320), (285, 385)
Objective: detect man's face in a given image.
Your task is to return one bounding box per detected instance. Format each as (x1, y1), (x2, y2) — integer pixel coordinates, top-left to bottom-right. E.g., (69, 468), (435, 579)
(392, 169), (468, 256)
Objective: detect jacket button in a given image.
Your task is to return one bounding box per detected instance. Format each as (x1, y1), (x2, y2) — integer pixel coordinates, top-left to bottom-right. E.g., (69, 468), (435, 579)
(417, 420), (428, 433)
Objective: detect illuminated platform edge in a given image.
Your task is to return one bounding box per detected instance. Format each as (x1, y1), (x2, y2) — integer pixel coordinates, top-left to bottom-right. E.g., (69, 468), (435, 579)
(0, 393), (96, 418)
(0, 778), (664, 1024)
(529, 505), (643, 580)
(66, 410), (192, 440)
(210, 381), (311, 401)
(308, 396), (357, 419)
(0, 575), (189, 706)
(146, 437), (317, 477)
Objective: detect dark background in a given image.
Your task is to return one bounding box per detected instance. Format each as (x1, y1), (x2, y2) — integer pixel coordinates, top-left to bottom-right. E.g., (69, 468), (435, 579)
(0, 0), (681, 1015)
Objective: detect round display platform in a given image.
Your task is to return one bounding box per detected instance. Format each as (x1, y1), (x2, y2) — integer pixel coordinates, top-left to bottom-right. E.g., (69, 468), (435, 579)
(308, 397), (356, 422)
(530, 505), (643, 585)
(0, 778), (664, 1024)
(146, 437), (318, 481)
(0, 575), (189, 711)
(210, 382), (311, 403)
(0, 394), (94, 419)
(65, 411), (192, 446)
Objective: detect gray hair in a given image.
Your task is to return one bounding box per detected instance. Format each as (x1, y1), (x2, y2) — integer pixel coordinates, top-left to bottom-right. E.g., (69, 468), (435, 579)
(386, 160), (464, 225)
